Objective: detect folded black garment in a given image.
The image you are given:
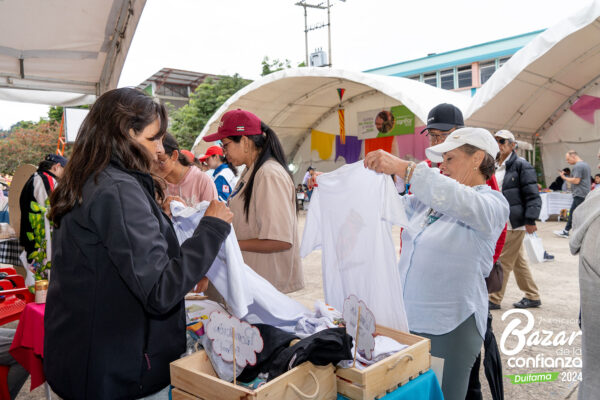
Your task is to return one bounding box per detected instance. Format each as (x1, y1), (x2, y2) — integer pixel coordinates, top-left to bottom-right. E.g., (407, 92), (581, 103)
(267, 327), (353, 381)
(237, 324), (298, 383)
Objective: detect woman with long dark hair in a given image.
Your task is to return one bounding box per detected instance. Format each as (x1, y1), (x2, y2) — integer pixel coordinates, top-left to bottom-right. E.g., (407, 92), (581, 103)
(45, 88), (232, 399)
(157, 133), (217, 206)
(203, 109), (304, 294)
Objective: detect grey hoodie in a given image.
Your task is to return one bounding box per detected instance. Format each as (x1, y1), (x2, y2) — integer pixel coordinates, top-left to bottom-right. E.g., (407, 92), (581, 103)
(569, 188), (600, 400)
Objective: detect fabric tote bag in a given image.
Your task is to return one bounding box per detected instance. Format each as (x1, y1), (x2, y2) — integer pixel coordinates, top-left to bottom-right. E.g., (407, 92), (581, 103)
(523, 233), (545, 264)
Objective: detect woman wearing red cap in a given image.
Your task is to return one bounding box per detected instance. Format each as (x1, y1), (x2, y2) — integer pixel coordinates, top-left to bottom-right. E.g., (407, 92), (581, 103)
(203, 109), (304, 294)
(203, 145), (239, 202)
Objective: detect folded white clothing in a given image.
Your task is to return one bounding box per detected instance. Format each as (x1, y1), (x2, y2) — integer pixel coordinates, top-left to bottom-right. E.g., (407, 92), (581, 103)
(295, 316), (337, 338)
(314, 300), (342, 321)
(338, 335), (408, 369)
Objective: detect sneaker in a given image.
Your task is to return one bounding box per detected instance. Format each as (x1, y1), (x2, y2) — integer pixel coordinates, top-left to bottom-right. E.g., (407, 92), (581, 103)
(543, 251), (555, 262)
(553, 230), (569, 238)
(489, 301), (501, 310)
(513, 298), (541, 309)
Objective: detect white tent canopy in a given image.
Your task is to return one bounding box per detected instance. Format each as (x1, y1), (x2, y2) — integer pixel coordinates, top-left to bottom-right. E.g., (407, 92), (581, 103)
(192, 68), (469, 178)
(465, 1), (600, 182)
(192, 2), (600, 184)
(0, 0), (146, 106)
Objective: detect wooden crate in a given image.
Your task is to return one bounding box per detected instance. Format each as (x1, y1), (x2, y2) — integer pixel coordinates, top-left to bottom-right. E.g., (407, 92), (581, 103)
(335, 325), (431, 400)
(171, 349), (337, 400)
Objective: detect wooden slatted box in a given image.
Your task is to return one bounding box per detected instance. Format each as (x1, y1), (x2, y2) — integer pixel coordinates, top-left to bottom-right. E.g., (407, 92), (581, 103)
(335, 325), (431, 400)
(171, 349), (337, 400)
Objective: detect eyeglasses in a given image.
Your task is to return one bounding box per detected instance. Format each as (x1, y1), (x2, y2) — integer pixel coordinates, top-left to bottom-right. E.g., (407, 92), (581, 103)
(427, 131), (451, 139)
(496, 138), (507, 144)
(221, 141), (233, 152)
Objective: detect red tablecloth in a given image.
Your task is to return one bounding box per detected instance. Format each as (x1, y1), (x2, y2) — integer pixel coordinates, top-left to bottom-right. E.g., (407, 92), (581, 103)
(9, 303), (45, 391)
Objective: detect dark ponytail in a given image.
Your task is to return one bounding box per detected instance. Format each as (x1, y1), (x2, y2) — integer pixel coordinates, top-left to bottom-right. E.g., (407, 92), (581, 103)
(218, 155), (238, 176)
(163, 133), (191, 166)
(228, 122), (290, 221)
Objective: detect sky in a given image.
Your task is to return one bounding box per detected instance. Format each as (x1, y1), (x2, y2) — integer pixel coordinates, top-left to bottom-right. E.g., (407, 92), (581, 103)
(0, 0), (594, 130)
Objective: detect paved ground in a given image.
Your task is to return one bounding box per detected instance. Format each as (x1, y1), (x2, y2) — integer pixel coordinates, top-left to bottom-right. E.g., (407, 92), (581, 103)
(15, 213), (582, 399)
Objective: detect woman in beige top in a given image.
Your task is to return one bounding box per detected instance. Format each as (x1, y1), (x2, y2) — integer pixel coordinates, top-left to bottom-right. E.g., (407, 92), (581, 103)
(203, 109), (304, 294)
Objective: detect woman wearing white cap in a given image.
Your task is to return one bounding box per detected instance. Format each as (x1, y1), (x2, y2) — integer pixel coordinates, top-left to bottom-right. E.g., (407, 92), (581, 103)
(365, 127), (509, 400)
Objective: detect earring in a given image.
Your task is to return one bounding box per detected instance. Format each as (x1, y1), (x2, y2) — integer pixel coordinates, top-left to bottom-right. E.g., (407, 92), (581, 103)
(474, 167), (478, 170)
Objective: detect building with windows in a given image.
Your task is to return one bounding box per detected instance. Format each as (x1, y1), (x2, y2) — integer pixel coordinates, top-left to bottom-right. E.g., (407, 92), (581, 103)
(137, 68), (221, 109)
(364, 30), (543, 97)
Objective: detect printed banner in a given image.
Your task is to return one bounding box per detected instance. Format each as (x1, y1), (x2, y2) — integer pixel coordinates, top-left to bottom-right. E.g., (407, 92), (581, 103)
(357, 106), (415, 140)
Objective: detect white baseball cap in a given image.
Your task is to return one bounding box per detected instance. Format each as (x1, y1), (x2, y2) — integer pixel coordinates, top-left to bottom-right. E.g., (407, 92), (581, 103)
(425, 127), (499, 163)
(495, 130), (515, 141)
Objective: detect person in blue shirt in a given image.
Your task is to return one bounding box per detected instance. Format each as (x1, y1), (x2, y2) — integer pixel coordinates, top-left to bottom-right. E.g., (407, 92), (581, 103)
(204, 145), (238, 201)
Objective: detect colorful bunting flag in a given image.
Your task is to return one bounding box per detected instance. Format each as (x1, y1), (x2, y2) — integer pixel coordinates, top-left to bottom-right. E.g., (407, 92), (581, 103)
(365, 136), (394, 155)
(337, 88), (346, 144)
(338, 108), (346, 145)
(310, 129), (336, 160)
(335, 135), (362, 164)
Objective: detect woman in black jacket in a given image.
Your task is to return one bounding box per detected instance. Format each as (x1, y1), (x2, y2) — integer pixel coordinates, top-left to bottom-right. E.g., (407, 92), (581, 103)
(45, 88), (232, 399)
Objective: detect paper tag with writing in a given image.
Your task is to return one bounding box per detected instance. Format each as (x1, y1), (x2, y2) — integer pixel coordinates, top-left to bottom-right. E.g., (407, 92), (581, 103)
(343, 295), (376, 360)
(206, 312), (264, 367)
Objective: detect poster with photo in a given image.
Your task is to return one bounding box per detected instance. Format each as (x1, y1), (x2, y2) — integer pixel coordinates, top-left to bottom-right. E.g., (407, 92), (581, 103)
(356, 106), (415, 139)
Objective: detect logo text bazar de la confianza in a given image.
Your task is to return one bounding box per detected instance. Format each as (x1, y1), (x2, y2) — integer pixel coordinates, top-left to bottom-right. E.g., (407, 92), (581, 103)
(500, 309), (582, 383)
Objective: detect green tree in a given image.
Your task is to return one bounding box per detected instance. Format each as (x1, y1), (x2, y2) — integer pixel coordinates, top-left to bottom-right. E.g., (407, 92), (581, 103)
(47, 104), (89, 123)
(261, 56), (306, 76)
(0, 121), (62, 174)
(48, 106), (63, 123)
(10, 120), (38, 132)
(169, 74), (252, 149)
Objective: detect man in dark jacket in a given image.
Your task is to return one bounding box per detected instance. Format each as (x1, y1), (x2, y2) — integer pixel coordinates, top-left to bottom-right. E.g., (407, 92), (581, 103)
(19, 154), (67, 256)
(489, 130), (542, 309)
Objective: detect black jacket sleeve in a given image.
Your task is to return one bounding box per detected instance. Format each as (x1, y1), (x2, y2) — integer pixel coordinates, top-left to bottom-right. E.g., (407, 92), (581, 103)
(90, 181), (230, 315)
(518, 159), (542, 225)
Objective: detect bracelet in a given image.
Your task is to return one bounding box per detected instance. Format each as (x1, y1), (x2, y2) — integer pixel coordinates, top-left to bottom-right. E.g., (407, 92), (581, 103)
(404, 161), (416, 184)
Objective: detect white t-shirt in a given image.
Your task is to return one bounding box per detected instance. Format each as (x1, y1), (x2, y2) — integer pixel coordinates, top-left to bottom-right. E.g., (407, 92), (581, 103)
(300, 162), (410, 332)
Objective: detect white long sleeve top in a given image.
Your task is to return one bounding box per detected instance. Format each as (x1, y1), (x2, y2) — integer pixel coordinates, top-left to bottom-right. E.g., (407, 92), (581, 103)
(399, 163), (509, 338)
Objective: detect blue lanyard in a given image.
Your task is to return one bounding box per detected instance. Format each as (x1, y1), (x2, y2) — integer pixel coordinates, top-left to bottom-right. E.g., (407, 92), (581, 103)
(227, 182), (244, 206)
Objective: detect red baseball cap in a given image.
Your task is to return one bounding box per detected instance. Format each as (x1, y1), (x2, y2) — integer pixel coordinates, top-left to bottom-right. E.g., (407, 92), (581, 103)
(198, 145), (223, 162)
(203, 109), (262, 142)
(179, 149), (195, 164)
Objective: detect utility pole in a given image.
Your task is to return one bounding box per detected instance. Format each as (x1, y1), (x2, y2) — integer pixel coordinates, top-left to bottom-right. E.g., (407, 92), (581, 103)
(303, 5), (309, 66)
(295, 0), (344, 67)
(326, 0), (331, 67)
